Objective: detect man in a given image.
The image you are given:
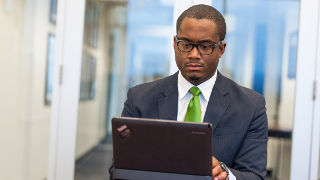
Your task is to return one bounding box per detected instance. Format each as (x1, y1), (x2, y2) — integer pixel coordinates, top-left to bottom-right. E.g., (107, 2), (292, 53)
(119, 4), (268, 180)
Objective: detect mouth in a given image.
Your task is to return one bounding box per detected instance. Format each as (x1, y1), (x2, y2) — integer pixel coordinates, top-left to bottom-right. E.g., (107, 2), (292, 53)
(185, 63), (203, 71)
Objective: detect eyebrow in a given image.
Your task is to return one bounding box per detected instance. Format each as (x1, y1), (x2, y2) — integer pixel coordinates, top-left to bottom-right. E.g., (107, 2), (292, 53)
(199, 40), (215, 44)
(176, 36), (215, 44)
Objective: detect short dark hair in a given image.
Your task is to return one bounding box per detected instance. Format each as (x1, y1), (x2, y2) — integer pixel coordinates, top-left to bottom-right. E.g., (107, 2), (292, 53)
(176, 4), (226, 41)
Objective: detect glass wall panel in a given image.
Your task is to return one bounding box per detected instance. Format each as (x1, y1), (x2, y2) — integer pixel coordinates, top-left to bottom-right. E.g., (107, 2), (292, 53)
(0, 0), (57, 179)
(126, 1), (174, 87)
(74, 0), (174, 179)
(75, 0), (128, 162)
(212, 0), (300, 179)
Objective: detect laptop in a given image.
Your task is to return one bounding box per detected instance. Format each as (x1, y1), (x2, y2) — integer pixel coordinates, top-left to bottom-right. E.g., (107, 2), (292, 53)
(112, 117), (213, 180)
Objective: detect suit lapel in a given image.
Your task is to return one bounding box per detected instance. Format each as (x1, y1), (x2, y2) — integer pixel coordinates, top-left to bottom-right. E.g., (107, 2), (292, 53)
(157, 73), (179, 120)
(156, 71), (230, 125)
(204, 72), (230, 132)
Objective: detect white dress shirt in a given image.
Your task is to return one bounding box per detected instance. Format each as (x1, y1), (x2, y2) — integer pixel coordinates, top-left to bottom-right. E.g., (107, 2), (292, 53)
(177, 71), (216, 122)
(176, 71), (236, 180)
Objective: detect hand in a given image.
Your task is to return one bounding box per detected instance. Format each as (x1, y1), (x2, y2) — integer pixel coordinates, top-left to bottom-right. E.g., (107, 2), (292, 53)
(212, 156), (228, 180)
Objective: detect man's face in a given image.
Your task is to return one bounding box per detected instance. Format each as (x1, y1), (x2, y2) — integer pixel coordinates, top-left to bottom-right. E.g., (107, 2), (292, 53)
(174, 17), (226, 85)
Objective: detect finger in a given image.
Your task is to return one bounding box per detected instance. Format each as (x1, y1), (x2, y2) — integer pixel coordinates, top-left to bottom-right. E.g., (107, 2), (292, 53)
(212, 156), (219, 167)
(212, 163), (222, 177)
(213, 171), (228, 180)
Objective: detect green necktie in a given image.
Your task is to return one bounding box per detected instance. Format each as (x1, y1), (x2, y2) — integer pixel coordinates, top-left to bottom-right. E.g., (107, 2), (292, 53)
(184, 86), (202, 123)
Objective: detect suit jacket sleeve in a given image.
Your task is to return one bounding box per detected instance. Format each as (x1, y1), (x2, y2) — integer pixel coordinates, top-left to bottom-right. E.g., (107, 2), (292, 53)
(229, 96), (268, 180)
(121, 88), (141, 117)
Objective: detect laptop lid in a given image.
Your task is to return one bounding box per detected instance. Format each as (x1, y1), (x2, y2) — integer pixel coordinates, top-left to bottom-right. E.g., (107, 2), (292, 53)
(112, 117), (213, 176)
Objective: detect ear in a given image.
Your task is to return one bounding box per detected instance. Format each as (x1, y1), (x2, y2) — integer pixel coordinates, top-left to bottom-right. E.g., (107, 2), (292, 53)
(173, 36), (176, 48)
(218, 42), (227, 58)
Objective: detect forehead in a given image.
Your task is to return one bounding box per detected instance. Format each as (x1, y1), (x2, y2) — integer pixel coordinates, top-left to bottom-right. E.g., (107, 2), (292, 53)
(178, 17), (219, 42)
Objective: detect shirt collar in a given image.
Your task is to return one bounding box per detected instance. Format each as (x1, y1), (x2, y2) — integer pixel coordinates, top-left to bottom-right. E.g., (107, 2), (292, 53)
(178, 71), (217, 102)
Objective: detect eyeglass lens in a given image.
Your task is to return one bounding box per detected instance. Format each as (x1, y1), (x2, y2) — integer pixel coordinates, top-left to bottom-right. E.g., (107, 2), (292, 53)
(177, 40), (219, 55)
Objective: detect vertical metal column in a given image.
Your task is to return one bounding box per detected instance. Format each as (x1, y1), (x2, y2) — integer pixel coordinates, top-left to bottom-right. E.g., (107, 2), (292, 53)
(47, 0), (86, 179)
(290, 0), (320, 179)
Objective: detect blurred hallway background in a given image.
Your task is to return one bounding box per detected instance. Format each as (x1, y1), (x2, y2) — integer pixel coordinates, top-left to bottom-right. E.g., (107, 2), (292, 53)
(1, 0), (319, 180)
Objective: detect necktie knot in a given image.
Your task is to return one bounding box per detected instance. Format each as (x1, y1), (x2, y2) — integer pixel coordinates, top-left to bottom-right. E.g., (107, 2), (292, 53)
(189, 86), (201, 96)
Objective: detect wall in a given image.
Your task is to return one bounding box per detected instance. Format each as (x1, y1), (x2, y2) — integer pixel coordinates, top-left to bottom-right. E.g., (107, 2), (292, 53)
(0, 0), (53, 179)
(0, 0), (113, 178)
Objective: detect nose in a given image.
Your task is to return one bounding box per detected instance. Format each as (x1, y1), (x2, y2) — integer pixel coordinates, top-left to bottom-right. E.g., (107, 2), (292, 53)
(188, 45), (201, 59)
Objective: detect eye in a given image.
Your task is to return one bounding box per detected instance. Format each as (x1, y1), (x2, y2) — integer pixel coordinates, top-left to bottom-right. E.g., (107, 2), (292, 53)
(181, 42), (191, 48)
(199, 44), (210, 50)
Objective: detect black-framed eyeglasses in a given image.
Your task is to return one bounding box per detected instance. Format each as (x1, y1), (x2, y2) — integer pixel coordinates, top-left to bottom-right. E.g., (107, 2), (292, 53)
(175, 37), (222, 55)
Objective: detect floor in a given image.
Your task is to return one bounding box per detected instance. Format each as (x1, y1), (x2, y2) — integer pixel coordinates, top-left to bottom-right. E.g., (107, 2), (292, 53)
(74, 143), (113, 180)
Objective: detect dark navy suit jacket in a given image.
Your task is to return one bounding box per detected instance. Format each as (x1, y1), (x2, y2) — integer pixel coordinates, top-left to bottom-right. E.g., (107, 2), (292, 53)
(120, 71), (268, 179)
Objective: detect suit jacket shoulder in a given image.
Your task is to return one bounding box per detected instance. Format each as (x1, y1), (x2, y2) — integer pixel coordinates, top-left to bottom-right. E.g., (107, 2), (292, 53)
(121, 73), (178, 119)
(129, 73), (177, 99)
(216, 73), (265, 106)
